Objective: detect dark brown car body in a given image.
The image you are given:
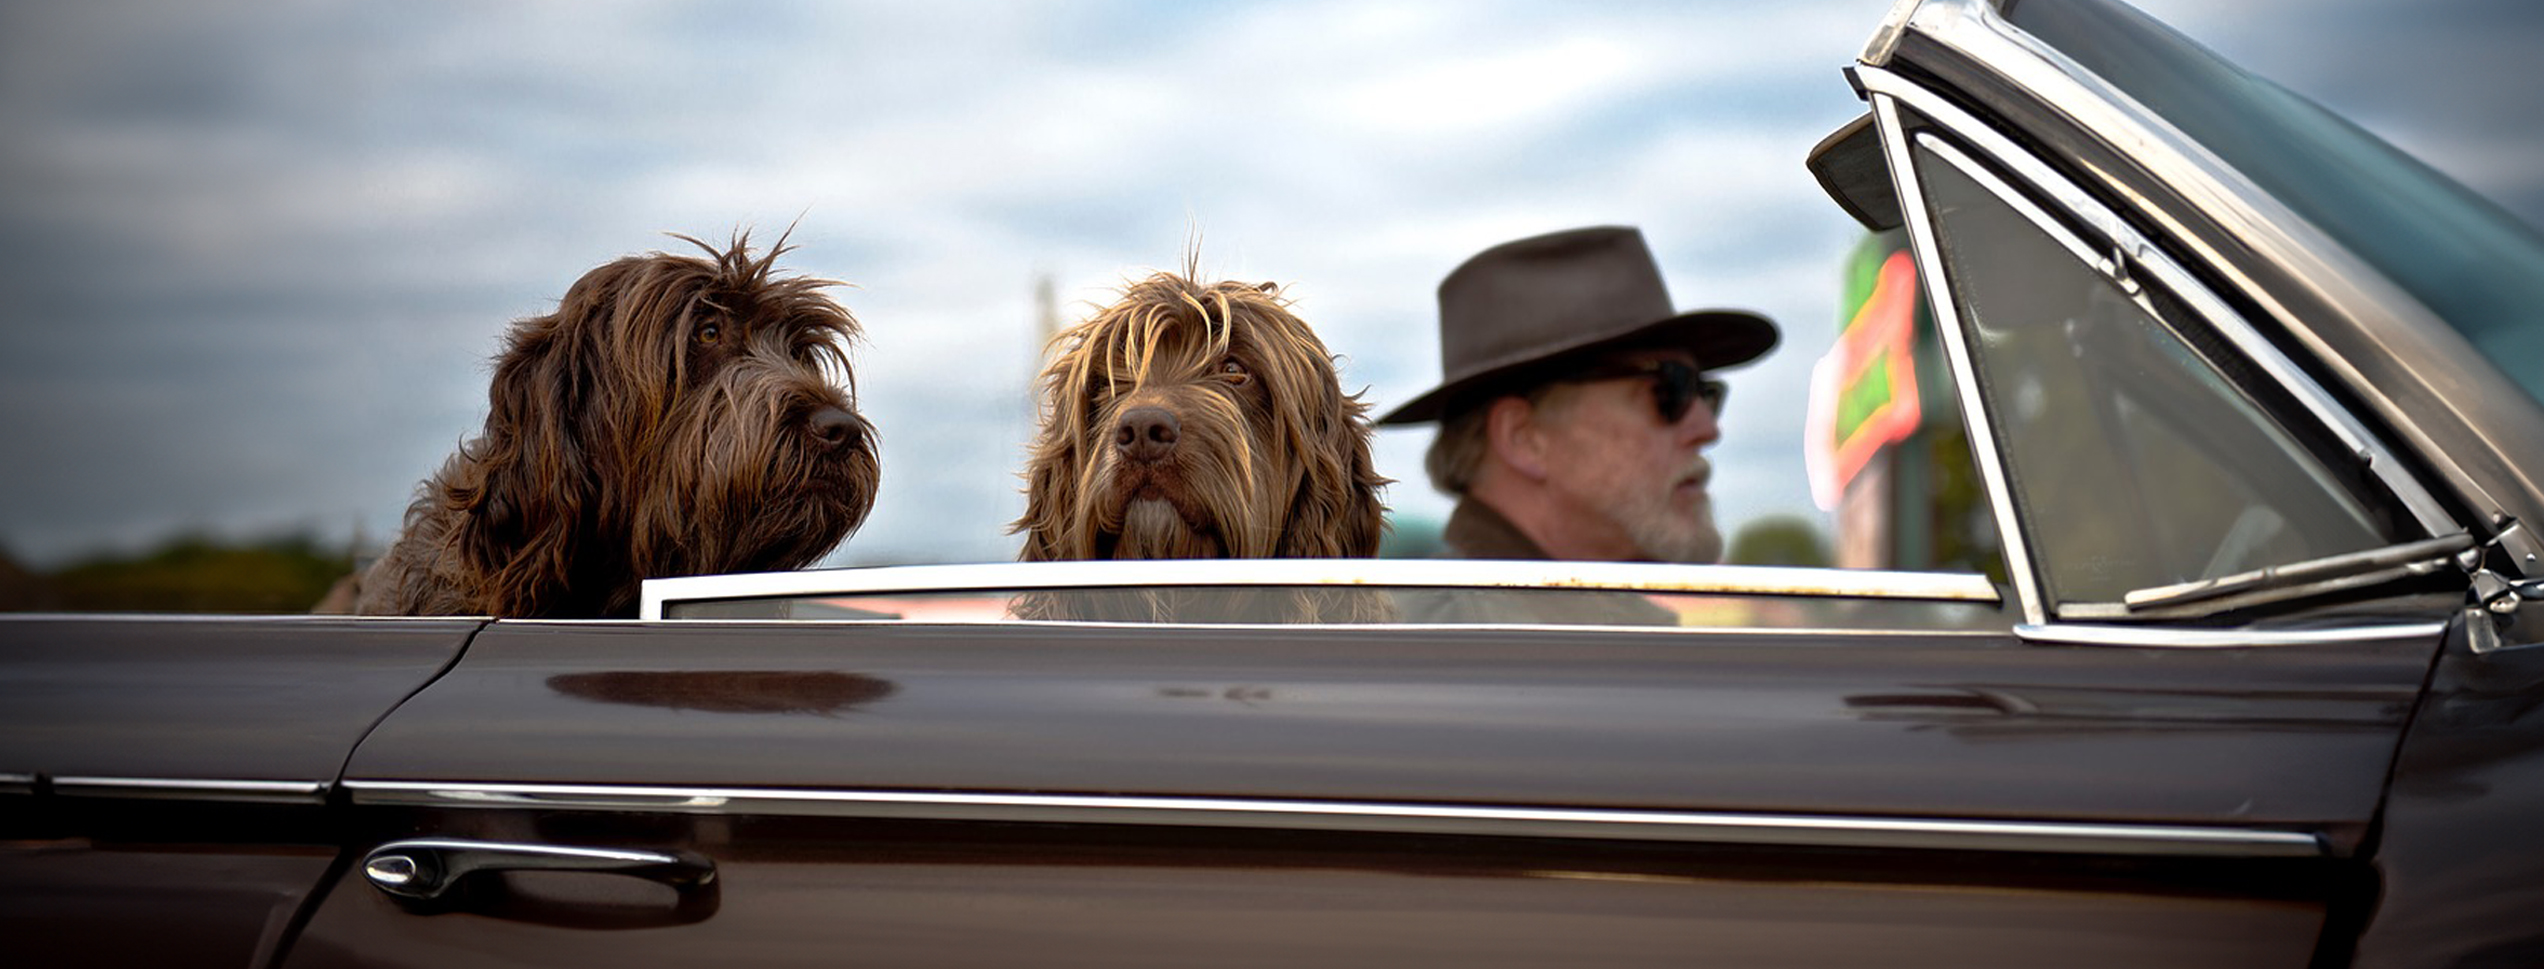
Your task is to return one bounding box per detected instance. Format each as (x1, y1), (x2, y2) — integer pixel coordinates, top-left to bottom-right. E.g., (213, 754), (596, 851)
(9, 1), (2544, 966)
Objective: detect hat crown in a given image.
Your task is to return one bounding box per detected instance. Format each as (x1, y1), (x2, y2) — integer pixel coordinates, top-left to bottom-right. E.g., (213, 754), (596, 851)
(1436, 226), (1678, 381)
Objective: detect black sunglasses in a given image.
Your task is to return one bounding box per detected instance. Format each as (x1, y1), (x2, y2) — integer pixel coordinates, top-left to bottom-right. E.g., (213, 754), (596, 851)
(1560, 359), (1727, 424)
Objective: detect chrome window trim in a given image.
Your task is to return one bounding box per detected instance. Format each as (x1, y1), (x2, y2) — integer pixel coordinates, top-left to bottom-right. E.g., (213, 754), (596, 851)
(1859, 0), (1942, 67)
(1885, 0), (2542, 568)
(639, 560), (2000, 621)
(49, 776), (331, 804)
(344, 780), (2322, 859)
(2015, 621), (2446, 650)
(1872, 92), (2049, 627)
(1857, 67), (2457, 540)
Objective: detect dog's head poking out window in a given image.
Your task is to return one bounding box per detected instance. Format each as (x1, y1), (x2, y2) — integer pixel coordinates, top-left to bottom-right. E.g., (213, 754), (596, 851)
(1017, 267), (1387, 568)
(354, 231), (880, 619)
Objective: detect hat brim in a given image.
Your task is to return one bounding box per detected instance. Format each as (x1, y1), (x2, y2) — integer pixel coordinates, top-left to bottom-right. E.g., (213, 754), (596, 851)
(1377, 309), (1778, 425)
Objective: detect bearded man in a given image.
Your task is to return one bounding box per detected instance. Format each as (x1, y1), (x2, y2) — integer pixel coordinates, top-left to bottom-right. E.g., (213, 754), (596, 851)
(1381, 226), (1778, 565)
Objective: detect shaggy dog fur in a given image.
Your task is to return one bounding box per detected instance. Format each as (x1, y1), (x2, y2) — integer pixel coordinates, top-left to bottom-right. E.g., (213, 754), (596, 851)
(341, 233), (878, 618)
(1013, 269), (1387, 621)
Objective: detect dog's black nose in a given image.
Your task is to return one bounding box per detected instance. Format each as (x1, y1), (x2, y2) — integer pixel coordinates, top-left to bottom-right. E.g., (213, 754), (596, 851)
(806, 405), (865, 450)
(1114, 406), (1179, 464)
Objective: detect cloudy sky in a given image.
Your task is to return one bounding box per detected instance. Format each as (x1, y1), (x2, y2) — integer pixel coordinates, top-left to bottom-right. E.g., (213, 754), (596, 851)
(3, 0), (2539, 570)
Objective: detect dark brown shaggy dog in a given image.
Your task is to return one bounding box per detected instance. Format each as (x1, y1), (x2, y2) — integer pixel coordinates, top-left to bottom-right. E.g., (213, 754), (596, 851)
(344, 233), (878, 618)
(1013, 269), (1386, 621)
(1019, 270), (1385, 561)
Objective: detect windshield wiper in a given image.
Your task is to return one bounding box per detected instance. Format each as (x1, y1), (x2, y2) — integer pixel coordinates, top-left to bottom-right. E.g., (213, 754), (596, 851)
(2118, 532), (2475, 614)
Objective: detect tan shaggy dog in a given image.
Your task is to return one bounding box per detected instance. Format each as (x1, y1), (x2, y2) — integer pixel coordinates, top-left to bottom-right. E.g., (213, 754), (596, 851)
(339, 233), (879, 618)
(1014, 269), (1387, 621)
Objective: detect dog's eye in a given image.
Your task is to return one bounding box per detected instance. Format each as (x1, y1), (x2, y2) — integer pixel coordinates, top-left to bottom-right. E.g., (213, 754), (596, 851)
(1220, 359), (1251, 385)
(695, 323), (722, 346)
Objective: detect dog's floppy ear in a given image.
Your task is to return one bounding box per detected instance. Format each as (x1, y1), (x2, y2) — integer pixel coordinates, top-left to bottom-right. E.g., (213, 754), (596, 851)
(1016, 435), (1075, 562)
(1277, 357), (1390, 559)
(440, 270), (619, 613)
(1015, 328), (1093, 562)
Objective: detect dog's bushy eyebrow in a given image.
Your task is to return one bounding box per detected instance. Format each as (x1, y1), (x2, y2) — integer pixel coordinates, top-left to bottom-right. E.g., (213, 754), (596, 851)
(663, 229), (862, 341)
(583, 229), (864, 400)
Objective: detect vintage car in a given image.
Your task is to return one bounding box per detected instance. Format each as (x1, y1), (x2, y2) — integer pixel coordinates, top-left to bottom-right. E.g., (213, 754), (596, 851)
(7, 0), (2543, 966)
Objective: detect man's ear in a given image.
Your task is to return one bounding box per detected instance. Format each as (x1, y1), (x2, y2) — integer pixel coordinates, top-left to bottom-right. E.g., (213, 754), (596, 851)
(1485, 395), (1552, 481)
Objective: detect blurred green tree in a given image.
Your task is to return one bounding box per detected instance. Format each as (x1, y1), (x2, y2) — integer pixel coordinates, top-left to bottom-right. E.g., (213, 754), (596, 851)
(1726, 515), (1832, 568)
(0, 545), (47, 611)
(36, 533), (354, 614)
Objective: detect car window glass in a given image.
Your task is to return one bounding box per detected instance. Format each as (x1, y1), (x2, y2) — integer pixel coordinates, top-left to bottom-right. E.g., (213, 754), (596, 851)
(1913, 138), (2396, 608)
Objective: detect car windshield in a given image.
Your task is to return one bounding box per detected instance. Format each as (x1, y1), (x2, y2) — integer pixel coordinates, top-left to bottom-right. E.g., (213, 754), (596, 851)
(2006, 0), (2544, 407)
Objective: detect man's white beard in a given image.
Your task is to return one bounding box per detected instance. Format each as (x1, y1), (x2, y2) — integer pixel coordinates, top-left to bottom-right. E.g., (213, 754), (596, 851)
(1615, 485), (1722, 564)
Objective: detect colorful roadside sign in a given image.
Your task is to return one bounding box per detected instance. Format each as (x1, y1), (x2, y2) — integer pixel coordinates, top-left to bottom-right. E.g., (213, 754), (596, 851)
(1806, 241), (1923, 509)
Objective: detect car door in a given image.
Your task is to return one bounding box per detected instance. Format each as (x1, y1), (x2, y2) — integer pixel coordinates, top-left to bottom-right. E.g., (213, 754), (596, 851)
(268, 561), (2439, 969)
(0, 616), (476, 969)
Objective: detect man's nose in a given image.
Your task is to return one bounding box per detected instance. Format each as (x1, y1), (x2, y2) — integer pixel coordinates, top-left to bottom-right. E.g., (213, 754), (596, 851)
(1677, 396), (1721, 446)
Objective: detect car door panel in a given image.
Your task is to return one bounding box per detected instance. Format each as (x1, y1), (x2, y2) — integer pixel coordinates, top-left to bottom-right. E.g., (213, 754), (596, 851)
(0, 616), (479, 969)
(0, 617), (481, 782)
(283, 617), (2439, 966)
(2355, 619), (2544, 967)
(7, 841), (338, 969)
(340, 621), (2432, 826)
(285, 818), (2330, 969)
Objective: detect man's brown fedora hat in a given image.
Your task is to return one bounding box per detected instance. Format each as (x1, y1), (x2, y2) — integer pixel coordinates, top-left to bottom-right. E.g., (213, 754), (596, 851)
(1378, 226), (1777, 425)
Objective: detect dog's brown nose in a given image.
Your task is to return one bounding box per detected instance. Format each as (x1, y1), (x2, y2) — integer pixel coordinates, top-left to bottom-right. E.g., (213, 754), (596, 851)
(1114, 406), (1179, 464)
(806, 405), (866, 451)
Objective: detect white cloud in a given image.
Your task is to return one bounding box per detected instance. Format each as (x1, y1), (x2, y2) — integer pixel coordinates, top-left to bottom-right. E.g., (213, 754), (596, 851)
(1337, 35), (1662, 135)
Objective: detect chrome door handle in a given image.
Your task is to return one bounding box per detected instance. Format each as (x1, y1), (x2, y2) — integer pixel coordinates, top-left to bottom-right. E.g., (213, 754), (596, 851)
(361, 838), (716, 901)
